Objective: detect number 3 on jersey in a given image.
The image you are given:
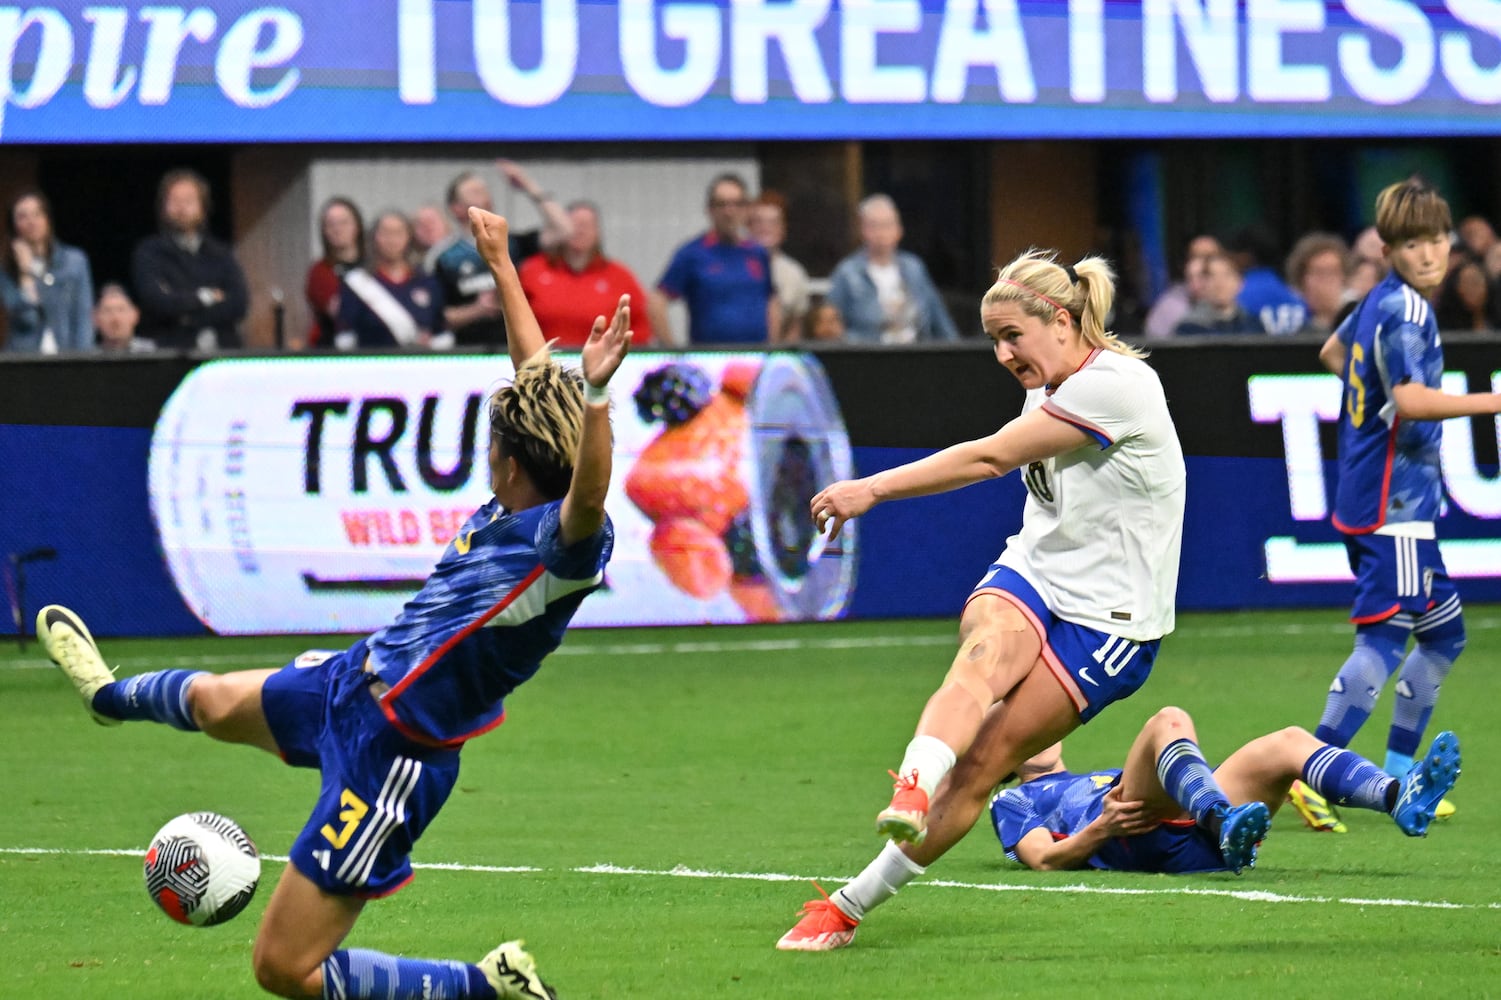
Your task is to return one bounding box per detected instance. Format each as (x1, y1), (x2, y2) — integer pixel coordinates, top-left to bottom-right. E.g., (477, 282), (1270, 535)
(320, 789), (370, 849)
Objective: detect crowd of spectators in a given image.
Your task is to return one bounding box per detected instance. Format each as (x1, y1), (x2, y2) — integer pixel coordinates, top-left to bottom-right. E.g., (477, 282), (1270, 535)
(5, 161), (1501, 355)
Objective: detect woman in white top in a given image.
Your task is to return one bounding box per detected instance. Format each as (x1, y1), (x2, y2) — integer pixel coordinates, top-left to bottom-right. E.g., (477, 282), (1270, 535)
(779, 249), (1186, 951)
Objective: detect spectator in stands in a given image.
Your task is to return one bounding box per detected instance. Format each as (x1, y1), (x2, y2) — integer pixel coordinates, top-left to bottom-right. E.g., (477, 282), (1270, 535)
(131, 169), (248, 350)
(518, 199), (653, 348)
(1436, 255), (1501, 333)
(805, 301), (846, 342)
(1484, 243), (1501, 284)
(1458, 214), (1497, 260)
(1143, 233), (1220, 339)
(1228, 224), (1306, 335)
(432, 160), (570, 349)
(1174, 252), (1265, 335)
(412, 203), (453, 272)
(650, 172), (778, 347)
(750, 191), (811, 343)
(827, 194), (959, 344)
(1286, 232), (1351, 337)
(1352, 225), (1388, 277)
(94, 283), (154, 354)
(303, 197), (364, 350)
(335, 210), (448, 351)
(1, 190), (94, 353)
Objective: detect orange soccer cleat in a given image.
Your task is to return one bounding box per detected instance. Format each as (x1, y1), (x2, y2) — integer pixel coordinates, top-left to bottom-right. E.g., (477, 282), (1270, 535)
(875, 769), (929, 843)
(775, 883), (859, 952)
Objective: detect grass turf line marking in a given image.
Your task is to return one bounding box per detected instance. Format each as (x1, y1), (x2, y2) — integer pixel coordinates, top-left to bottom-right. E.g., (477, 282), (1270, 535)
(6, 848), (1496, 912)
(12, 614), (1501, 671)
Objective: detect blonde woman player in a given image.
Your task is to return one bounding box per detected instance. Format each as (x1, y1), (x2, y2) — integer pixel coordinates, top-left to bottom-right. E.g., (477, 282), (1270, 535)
(779, 250), (1198, 951)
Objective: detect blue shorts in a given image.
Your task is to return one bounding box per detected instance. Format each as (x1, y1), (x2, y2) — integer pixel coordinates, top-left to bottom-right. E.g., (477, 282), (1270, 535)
(1093, 818), (1226, 874)
(968, 565), (1158, 724)
(1344, 533), (1456, 625)
(262, 640), (460, 898)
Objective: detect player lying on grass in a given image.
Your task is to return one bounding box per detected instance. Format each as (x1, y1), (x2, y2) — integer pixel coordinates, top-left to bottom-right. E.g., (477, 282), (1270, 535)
(990, 706), (1460, 874)
(37, 206), (631, 1000)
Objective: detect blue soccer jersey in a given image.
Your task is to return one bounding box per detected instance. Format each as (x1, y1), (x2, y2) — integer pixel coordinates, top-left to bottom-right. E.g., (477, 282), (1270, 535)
(990, 771), (1226, 874)
(365, 498), (613, 748)
(657, 233), (773, 343)
(989, 770), (1118, 863)
(1332, 270), (1446, 534)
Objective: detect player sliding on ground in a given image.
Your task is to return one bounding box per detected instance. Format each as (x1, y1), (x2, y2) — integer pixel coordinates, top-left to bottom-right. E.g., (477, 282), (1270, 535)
(38, 206), (631, 1000)
(780, 250), (1188, 951)
(990, 706), (1460, 875)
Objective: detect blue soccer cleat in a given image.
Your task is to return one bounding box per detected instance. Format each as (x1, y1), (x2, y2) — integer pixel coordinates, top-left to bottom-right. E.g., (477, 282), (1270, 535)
(1218, 801), (1271, 875)
(1392, 732), (1461, 838)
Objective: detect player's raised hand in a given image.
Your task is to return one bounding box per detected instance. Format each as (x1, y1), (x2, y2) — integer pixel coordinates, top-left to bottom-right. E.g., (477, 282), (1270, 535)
(581, 294), (633, 393)
(811, 478), (876, 541)
(468, 207), (512, 269)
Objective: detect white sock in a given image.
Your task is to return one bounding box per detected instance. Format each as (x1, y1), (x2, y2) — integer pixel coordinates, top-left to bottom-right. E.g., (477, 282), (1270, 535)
(832, 841), (926, 922)
(898, 734), (957, 797)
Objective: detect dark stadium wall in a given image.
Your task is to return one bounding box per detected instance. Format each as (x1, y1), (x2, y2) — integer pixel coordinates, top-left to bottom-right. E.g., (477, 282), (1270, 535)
(3, 340), (1501, 637)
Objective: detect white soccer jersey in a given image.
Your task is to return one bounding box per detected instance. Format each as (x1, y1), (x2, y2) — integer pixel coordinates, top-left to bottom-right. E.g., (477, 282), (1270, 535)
(996, 348), (1185, 640)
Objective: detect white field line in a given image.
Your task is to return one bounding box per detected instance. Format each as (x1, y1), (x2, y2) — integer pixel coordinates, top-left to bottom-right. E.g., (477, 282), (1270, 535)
(4, 848), (1497, 912)
(11, 615), (1501, 671)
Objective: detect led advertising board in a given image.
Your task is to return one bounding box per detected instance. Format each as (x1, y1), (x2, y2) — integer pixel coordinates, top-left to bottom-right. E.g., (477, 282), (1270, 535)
(4, 1), (1500, 142)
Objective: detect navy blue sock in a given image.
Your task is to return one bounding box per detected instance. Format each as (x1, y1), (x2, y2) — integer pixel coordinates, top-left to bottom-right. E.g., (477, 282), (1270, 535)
(1156, 738), (1229, 826)
(321, 949), (497, 1000)
(1301, 745), (1396, 812)
(91, 670), (206, 730)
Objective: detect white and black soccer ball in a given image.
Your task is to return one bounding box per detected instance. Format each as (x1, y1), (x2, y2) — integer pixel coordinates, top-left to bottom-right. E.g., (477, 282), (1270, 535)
(143, 812), (260, 926)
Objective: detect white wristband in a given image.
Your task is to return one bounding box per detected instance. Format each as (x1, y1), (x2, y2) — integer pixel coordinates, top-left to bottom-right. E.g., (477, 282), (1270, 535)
(583, 382), (610, 406)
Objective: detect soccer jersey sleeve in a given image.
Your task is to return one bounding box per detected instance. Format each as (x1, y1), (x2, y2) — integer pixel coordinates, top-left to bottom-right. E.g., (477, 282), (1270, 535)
(989, 788), (1047, 861)
(1373, 314), (1430, 393)
(534, 503), (614, 580)
(1039, 360), (1144, 450)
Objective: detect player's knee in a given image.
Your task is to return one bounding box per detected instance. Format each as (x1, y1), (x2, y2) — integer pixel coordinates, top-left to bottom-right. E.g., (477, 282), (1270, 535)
(1150, 705), (1193, 734)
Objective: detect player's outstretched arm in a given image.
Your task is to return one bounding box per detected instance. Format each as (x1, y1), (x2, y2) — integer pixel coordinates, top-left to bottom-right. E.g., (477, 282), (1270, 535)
(1391, 380), (1501, 421)
(811, 407), (1091, 539)
(560, 295), (632, 546)
(469, 206), (546, 370)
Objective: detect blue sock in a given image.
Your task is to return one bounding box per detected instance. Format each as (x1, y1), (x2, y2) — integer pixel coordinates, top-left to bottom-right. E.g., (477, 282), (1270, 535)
(92, 670), (206, 730)
(1302, 745), (1396, 812)
(1314, 622), (1407, 747)
(322, 949), (497, 1000)
(1384, 750), (1415, 778)
(1388, 598), (1464, 760)
(1156, 738), (1229, 825)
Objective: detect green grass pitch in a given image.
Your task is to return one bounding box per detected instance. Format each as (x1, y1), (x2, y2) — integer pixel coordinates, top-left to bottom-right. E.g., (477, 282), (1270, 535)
(2, 610), (1498, 998)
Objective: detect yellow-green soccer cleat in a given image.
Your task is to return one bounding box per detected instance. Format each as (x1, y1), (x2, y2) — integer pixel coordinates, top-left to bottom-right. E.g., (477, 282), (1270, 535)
(1434, 797), (1456, 821)
(1286, 779), (1346, 833)
(477, 940), (557, 1000)
(36, 605), (119, 726)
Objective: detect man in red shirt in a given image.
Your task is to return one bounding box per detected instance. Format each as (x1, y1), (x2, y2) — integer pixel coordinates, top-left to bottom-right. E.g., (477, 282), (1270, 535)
(519, 200), (654, 347)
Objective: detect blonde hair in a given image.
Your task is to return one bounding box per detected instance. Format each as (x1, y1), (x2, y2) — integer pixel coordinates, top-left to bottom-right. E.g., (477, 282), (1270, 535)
(982, 249), (1141, 358)
(488, 343), (585, 500)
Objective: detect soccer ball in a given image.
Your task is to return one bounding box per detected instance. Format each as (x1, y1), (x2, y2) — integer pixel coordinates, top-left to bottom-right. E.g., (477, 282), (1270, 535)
(143, 812), (260, 926)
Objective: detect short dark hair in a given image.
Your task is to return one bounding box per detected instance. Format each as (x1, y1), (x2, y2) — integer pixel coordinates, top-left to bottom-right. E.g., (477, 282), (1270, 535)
(706, 172), (748, 206)
(157, 168), (212, 225)
(446, 170), (483, 208)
